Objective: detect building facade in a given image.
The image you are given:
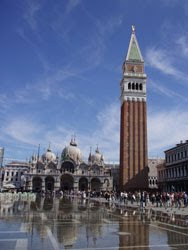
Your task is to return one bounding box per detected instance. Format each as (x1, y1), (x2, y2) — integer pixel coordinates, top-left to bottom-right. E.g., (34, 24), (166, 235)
(157, 141), (188, 192)
(1, 161), (29, 190)
(148, 159), (164, 190)
(120, 26), (148, 190)
(26, 140), (113, 193)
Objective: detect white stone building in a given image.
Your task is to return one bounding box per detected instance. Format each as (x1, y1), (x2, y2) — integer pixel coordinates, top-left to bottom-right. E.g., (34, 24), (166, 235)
(1, 161), (29, 190)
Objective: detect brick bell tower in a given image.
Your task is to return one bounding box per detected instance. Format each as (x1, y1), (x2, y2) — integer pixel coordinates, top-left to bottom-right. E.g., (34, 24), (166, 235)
(120, 26), (148, 191)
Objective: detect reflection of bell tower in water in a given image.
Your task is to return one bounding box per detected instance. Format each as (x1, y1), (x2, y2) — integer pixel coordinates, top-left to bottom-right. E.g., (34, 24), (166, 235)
(119, 215), (149, 249)
(120, 26), (148, 190)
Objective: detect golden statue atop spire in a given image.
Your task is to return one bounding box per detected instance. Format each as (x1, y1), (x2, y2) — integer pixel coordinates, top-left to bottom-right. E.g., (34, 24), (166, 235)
(132, 25), (135, 33)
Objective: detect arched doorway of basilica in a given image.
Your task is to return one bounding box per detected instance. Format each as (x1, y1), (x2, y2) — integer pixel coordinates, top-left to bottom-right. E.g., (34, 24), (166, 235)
(45, 176), (54, 192)
(32, 177), (42, 192)
(79, 177), (88, 191)
(91, 178), (101, 192)
(61, 174), (74, 191)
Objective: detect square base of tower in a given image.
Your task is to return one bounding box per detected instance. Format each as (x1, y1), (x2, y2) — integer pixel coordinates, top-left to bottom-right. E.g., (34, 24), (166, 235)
(120, 166), (149, 191)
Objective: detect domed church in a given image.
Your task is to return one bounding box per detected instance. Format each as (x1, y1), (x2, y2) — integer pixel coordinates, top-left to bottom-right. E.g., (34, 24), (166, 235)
(25, 139), (113, 193)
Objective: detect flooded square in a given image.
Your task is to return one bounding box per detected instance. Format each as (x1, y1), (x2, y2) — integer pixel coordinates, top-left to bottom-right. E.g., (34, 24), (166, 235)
(0, 195), (188, 250)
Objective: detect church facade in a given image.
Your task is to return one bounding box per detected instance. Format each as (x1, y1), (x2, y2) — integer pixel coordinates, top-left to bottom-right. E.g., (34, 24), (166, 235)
(119, 26), (148, 190)
(25, 139), (113, 193)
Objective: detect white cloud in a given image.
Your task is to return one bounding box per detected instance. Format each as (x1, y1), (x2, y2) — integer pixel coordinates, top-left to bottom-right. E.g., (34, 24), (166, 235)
(4, 99), (188, 162)
(65, 0), (81, 15)
(23, 0), (41, 30)
(148, 110), (188, 157)
(176, 36), (188, 57)
(0, 94), (8, 110)
(13, 66), (79, 103)
(149, 80), (187, 101)
(146, 47), (186, 80)
(3, 118), (43, 146)
(2, 102), (120, 162)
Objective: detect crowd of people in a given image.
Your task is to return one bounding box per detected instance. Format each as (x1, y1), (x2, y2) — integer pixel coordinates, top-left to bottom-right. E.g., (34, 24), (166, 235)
(67, 190), (188, 209)
(104, 190), (188, 209)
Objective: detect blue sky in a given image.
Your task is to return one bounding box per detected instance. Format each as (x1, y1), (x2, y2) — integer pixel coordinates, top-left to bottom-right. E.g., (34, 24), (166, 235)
(1, 0), (188, 163)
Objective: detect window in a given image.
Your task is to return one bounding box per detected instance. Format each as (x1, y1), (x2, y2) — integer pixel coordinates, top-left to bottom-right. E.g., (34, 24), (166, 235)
(7, 172), (9, 176)
(12, 172), (14, 176)
(139, 83), (143, 90)
(132, 83), (135, 90)
(128, 82), (131, 89)
(16, 172), (18, 176)
(136, 83), (138, 90)
(181, 152), (183, 158)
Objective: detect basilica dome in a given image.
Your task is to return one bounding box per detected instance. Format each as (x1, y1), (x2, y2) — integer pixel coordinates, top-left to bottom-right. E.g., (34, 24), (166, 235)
(62, 139), (82, 163)
(42, 148), (56, 162)
(90, 147), (104, 165)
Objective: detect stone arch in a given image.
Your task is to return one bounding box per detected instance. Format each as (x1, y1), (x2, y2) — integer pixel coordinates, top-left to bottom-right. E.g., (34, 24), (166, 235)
(36, 162), (45, 174)
(46, 162), (56, 174)
(91, 178), (101, 192)
(45, 176), (54, 192)
(60, 174), (74, 191)
(32, 177), (42, 192)
(79, 177), (88, 191)
(61, 161), (75, 173)
(91, 164), (100, 175)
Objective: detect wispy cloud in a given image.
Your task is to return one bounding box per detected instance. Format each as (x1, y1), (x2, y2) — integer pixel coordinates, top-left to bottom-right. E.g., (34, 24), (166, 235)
(149, 80), (187, 101)
(3, 117), (43, 146)
(13, 65), (81, 103)
(146, 47), (186, 80)
(0, 94), (8, 110)
(65, 0), (81, 15)
(148, 109), (188, 156)
(3, 98), (188, 161)
(23, 0), (41, 31)
(176, 35), (188, 57)
(1, 102), (120, 162)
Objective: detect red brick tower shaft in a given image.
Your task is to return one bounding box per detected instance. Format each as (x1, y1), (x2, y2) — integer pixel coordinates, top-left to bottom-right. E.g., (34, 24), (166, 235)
(120, 26), (148, 191)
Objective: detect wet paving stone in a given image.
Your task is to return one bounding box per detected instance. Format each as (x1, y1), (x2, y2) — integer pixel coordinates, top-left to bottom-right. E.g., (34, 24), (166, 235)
(0, 196), (188, 249)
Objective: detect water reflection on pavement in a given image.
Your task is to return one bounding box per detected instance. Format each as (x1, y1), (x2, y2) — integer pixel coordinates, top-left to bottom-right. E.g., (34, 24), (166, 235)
(0, 196), (188, 250)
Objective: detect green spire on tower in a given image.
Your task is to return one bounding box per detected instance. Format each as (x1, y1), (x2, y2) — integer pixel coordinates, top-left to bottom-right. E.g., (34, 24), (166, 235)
(126, 25), (144, 62)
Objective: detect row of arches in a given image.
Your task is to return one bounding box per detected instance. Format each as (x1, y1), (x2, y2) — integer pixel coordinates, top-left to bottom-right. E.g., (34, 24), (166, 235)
(128, 82), (143, 90)
(32, 175), (104, 192)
